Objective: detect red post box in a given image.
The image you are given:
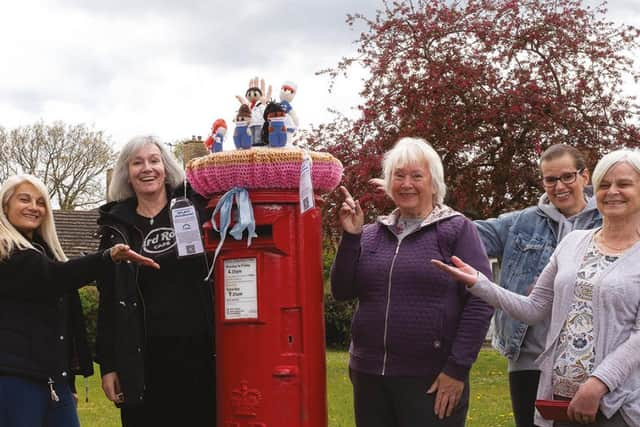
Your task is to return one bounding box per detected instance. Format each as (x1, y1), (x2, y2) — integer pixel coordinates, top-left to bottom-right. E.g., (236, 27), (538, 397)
(204, 189), (327, 427)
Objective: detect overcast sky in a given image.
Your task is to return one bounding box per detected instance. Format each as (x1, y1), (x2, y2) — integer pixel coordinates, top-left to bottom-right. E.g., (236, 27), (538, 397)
(1, 0), (638, 149)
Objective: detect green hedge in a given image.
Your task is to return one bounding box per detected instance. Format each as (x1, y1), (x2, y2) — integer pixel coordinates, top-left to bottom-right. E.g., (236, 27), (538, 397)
(79, 286), (99, 355)
(324, 293), (356, 348)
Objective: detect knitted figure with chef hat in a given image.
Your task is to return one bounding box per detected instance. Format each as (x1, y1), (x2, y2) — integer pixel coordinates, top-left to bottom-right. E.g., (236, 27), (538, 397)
(204, 118), (227, 153)
(233, 105), (252, 150)
(279, 81), (297, 113)
(279, 80), (299, 135)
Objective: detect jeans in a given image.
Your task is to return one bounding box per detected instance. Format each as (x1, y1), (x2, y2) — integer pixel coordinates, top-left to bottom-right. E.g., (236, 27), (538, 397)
(350, 369), (469, 427)
(0, 375), (79, 427)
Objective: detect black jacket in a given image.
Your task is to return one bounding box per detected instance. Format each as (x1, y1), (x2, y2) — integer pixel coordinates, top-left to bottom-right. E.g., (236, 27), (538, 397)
(95, 186), (214, 407)
(0, 240), (98, 386)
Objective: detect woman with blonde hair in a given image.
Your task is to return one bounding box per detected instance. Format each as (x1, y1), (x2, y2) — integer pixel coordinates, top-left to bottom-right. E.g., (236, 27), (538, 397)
(0, 174), (157, 427)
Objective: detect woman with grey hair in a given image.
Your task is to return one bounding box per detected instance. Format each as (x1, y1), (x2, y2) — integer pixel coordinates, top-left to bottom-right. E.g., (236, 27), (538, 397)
(95, 136), (216, 426)
(331, 137), (494, 427)
(434, 148), (640, 427)
(0, 174), (156, 427)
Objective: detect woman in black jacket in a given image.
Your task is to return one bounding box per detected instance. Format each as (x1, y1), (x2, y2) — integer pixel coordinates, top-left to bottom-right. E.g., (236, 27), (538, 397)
(96, 135), (215, 427)
(0, 174), (157, 427)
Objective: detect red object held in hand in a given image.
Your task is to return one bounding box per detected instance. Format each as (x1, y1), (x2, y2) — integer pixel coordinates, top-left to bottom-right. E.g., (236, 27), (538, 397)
(535, 399), (570, 421)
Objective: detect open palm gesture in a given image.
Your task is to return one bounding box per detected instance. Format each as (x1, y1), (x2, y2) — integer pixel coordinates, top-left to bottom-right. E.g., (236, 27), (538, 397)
(431, 256), (478, 287)
(235, 77), (272, 106)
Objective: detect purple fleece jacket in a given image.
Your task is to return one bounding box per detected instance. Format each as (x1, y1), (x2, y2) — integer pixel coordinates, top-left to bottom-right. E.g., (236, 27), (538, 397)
(331, 207), (494, 382)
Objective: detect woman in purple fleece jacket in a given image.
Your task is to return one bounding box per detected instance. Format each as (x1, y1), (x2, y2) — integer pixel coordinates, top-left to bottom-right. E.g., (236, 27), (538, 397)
(331, 137), (494, 427)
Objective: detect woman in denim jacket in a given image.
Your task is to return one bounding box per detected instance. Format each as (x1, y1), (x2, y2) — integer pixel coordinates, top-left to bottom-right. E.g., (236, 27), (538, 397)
(475, 144), (601, 427)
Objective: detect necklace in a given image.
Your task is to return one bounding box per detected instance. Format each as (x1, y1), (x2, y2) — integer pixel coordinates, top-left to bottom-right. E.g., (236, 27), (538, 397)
(136, 207), (160, 226)
(595, 229), (640, 252)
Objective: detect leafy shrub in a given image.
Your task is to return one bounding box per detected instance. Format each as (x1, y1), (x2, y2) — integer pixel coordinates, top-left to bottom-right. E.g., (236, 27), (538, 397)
(79, 285), (99, 355)
(324, 292), (356, 349)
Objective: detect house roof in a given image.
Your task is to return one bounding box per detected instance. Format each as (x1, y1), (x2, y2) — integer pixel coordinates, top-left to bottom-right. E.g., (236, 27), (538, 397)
(53, 209), (100, 257)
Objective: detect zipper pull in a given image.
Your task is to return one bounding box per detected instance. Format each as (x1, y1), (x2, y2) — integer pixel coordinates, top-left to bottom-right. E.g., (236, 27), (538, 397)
(48, 378), (60, 402)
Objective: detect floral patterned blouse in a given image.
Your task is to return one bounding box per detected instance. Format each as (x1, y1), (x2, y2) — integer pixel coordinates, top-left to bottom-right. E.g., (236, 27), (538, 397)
(552, 239), (619, 398)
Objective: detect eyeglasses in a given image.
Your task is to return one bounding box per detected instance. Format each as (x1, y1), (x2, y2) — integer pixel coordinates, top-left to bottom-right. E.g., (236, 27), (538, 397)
(541, 169), (584, 188)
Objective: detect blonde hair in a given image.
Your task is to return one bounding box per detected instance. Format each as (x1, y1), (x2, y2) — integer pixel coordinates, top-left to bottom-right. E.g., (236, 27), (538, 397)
(0, 174), (67, 262)
(382, 137), (447, 205)
(109, 135), (185, 202)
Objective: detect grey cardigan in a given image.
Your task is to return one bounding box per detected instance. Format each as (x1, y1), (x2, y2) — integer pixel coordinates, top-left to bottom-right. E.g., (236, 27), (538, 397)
(471, 229), (640, 427)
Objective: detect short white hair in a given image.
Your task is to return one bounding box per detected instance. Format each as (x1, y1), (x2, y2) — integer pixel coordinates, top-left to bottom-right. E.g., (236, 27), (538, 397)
(592, 149), (640, 191)
(0, 174), (66, 261)
(109, 135), (185, 201)
(382, 137), (447, 205)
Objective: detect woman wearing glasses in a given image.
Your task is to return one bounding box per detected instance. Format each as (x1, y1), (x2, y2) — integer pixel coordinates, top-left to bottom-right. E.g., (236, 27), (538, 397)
(435, 148), (640, 426)
(474, 144), (601, 427)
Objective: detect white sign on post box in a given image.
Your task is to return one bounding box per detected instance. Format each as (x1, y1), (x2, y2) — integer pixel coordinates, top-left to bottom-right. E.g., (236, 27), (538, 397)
(223, 258), (258, 320)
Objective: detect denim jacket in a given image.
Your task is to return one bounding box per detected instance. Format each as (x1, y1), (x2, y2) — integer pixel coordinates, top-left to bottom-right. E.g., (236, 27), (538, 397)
(474, 190), (601, 361)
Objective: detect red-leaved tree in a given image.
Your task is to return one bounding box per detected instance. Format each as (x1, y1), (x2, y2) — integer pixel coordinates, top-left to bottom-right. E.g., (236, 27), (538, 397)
(307, 0), (640, 245)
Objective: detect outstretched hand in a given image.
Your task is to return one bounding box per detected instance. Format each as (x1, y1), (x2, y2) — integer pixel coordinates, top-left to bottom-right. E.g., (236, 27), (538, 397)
(257, 77), (272, 104)
(338, 186), (364, 234)
(110, 244), (160, 269)
(430, 256), (478, 287)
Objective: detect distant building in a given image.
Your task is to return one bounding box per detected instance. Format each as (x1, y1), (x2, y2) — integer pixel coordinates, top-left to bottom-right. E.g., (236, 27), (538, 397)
(53, 209), (100, 257)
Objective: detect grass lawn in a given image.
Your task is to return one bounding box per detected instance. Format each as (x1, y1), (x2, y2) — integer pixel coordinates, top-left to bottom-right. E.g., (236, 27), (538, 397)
(78, 348), (512, 426)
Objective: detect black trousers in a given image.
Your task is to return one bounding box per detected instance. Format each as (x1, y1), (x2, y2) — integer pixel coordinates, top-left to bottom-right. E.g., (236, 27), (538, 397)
(509, 370), (541, 427)
(350, 369), (469, 427)
(121, 336), (216, 427)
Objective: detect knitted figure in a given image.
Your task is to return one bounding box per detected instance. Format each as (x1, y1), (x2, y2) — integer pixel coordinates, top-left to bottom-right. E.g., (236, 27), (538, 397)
(249, 102), (266, 146)
(236, 77), (272, 147)
(233, 105), (252, 150)
(260, 102), (287, 147)
(245, 86), (262, 109)
(268, 114), (287, 148)
(279, 81), (297, 113)
(279, 81), (299, 135)
(204, 118), (227, 153)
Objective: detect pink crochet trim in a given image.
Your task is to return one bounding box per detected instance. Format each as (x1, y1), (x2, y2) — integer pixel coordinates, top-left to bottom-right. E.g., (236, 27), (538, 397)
(186, 148), (343, 197)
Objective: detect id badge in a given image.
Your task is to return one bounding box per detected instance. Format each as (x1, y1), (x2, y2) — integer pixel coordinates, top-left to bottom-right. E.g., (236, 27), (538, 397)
(170, 197), (204, 257)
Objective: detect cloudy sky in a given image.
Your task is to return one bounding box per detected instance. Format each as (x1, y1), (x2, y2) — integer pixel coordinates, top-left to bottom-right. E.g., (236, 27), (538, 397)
(1, 0), (638, 149)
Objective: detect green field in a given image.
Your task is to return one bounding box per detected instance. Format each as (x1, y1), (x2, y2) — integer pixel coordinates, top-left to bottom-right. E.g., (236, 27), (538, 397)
(78, 348), (512, 426)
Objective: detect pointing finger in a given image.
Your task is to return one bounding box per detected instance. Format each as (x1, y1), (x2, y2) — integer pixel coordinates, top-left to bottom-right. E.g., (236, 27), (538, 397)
(354, 200), (363, 216)
(339, 185), (354, 200)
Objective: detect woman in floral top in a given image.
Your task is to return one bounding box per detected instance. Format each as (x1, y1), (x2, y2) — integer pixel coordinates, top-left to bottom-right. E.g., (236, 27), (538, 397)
(433, 148), (640, 427)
